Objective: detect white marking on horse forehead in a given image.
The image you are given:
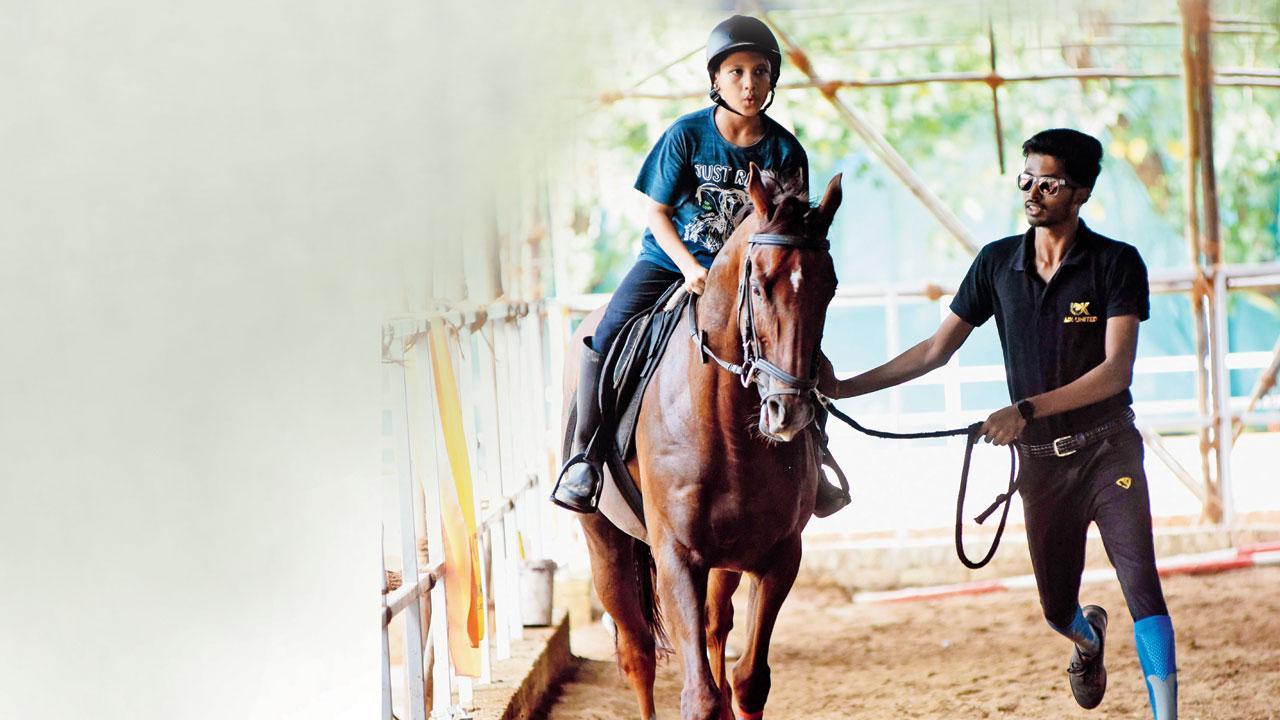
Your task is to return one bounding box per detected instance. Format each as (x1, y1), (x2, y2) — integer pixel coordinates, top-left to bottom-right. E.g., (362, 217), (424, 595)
(790, 267), (803, 292)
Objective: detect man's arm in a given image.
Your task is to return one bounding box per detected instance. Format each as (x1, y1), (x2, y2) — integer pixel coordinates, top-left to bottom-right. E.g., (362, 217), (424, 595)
(979, 314), (1140, 445)
(819, 312), (975, 398)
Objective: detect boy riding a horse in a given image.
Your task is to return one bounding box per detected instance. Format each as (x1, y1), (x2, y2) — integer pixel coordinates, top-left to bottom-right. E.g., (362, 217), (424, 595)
(547, 15), (852, 720)
(550, 15), (850, 520)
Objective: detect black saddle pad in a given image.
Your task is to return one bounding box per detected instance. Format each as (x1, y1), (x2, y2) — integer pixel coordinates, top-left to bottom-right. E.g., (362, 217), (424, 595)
(594, 282), (690, 524)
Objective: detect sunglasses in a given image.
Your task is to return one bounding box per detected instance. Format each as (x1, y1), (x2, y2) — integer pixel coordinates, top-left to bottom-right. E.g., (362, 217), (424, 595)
(1017, 172), (1079, 197)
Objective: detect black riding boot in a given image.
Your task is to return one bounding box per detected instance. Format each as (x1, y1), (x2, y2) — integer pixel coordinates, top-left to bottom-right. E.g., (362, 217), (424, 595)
(550, 340), (607, 514)
(812, 406), (852, 518)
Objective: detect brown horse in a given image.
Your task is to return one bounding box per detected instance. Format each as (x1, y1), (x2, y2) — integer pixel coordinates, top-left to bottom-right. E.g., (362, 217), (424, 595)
(565, 165), (842, 720)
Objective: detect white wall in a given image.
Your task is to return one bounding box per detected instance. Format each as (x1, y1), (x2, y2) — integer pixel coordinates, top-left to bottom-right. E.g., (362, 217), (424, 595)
(0, 2), (611, 718)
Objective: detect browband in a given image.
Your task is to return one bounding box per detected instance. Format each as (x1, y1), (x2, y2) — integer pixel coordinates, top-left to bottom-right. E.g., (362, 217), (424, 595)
(748, 233), (830, 251)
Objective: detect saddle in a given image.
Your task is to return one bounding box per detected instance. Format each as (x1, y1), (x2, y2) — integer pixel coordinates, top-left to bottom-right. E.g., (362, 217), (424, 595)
(591, 282), (689, 530)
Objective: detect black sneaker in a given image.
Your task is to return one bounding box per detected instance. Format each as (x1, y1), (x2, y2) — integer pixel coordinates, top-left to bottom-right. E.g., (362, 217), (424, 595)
(1067, 605), (1108, 709)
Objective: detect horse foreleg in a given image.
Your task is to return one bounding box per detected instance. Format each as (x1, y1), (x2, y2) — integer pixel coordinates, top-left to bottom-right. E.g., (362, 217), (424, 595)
(580, 514), (658, 720)
(706, 569), (742, 720)
(655, 541), (720, 720)
(730, 536), (801, 720)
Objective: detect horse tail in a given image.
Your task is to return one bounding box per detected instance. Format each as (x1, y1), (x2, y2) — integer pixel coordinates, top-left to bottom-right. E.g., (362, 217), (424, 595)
(632, 538), (669, 658)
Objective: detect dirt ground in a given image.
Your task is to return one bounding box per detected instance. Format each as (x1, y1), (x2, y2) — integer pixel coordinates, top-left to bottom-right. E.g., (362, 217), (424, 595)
(539, 565), (1280, 719)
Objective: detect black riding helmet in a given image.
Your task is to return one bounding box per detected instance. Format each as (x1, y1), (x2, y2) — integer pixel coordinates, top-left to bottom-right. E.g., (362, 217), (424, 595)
(706, 15), (782, 115)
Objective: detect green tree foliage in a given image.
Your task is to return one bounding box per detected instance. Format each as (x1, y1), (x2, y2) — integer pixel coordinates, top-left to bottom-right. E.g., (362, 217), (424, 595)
(567, 0), (1280, 318)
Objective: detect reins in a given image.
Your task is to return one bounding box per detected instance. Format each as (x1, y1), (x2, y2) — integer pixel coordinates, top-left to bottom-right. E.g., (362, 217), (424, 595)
(815, 397), (1020, 570)
(684, 229), (1021, 570)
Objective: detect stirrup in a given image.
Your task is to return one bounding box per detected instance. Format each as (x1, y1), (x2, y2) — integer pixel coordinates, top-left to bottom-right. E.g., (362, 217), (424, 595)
(549, 452), (604, 513)
(814, 479), (851, 518)
(812, 445), (851, 518)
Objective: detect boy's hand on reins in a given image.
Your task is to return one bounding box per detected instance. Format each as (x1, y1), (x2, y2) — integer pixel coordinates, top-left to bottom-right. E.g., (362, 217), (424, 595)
(681, 265), (708, 295)
(979, 404), (1026, 446)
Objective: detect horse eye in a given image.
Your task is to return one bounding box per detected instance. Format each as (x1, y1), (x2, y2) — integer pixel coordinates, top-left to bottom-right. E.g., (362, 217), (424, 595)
(750, 283), (763, 297)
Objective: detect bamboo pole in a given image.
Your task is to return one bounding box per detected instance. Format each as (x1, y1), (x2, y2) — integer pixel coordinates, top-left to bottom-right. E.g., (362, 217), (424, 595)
(1233, 336), (1280, 442)
(1107, 18), (1280, 32)
(1217, 67), (1280, 78)
(748, 2), (980, 256)
(599, 69), (1280, 103)
(1191, 0), (1235, 526)
(776, 1), (985, 19)
(1179, 0), (1220, 523)
(1215, 78), (1280, 88)
(987, 17), (1005, 174)
(1137, 425), (1210, 506)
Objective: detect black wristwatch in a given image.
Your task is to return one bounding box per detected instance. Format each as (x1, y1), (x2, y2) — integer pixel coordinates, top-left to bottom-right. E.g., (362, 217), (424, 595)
(1016, 399), (1036, 421)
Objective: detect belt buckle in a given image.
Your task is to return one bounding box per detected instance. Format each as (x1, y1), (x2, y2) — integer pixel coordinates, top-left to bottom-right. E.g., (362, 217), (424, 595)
(1052, 435), (1077, 457)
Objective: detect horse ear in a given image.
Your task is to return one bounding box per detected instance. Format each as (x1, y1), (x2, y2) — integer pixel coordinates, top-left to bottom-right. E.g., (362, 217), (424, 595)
(747, 162), (771, 218)
(817, 173), (843, 224)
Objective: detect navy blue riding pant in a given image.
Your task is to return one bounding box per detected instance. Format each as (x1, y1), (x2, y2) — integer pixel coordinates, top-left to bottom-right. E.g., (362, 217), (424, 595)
(590, 260), (683, 354)
(1017, 424), (1168, 627)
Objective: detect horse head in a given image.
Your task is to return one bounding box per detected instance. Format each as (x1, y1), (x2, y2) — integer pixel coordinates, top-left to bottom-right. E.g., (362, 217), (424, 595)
(731, 163), (842, 442)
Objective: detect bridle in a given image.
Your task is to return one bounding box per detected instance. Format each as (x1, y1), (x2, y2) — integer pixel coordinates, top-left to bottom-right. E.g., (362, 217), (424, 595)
(688, 231), (831, 406)
(686, 232), (1021, 572)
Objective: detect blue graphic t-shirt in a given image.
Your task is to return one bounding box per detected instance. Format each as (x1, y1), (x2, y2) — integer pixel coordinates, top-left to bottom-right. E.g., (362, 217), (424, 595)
(634, 106), (809, 272)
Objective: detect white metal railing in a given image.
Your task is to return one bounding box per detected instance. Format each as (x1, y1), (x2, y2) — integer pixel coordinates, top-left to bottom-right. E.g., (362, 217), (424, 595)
(380, 300), (556, 720)
(554, 271), (1280, 523)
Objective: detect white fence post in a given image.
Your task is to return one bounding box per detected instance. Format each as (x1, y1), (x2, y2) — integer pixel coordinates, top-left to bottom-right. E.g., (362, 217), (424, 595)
(381, 530), (394, 720)
(474, 318), (514, 660)
(495, 317), (527, 640)
(446, 321), (490, 696)
(385, 324), (429, 720)
(382, 298), (561, 720)
(1212, 272), (1236, 525)
(410, 327), (458, 718)
(523, 304), (551, 561)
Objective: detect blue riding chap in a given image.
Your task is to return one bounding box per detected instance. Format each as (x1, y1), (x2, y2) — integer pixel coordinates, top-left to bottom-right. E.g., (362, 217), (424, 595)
(1134, 614), (1177, 719)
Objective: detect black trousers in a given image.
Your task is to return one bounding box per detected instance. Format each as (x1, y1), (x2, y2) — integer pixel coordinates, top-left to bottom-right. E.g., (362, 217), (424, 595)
(1018, 425), (1169, 627)
(591, 260), (683, 354)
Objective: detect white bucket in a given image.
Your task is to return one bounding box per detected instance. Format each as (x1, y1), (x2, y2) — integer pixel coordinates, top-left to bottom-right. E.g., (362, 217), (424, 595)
(520, 559), (558, 627)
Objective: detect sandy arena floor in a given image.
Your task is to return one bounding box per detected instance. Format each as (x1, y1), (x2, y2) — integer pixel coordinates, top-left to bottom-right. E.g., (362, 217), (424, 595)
(539, 565), (1280, 719)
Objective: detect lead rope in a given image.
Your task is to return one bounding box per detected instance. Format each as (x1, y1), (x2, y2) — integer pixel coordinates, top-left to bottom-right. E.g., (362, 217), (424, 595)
(817, 396), (1020, 570)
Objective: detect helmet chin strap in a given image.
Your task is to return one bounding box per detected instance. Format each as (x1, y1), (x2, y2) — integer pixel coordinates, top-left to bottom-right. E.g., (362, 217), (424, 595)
(709, 86), (743, 116)
(760, 88), (775, 112)
(709, 87), (775, 116)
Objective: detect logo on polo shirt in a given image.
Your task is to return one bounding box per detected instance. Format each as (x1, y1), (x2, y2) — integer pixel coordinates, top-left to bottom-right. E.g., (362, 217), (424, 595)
(1064, 301), (1098, 324)
(1116, 476), (1133, 489)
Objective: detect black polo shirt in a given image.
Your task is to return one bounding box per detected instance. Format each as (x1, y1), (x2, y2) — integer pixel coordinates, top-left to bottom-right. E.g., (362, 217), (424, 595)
(950, 221), (1149, 444)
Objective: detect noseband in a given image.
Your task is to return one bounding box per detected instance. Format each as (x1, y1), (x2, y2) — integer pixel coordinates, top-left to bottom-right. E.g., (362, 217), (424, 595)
(689, 232), (830, 404)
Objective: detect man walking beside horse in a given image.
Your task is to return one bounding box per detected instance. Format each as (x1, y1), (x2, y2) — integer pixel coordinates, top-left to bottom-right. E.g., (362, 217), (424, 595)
(821, 128), (1178, 719)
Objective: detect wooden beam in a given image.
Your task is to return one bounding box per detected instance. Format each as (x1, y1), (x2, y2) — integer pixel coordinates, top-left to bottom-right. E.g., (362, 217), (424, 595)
(1179, 0), (1221, 524)
(1233, 336), (1280, 442)
(987, 16), (1005, 174)
(748, 2), (980, 256)
(1137, 425), (1210, 506)
(599, 69), (1280, 103)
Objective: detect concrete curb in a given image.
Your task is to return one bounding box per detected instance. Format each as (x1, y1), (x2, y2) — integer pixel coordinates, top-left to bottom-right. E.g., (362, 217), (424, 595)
(853, 541), (1280, 604)
(799, 524), (1280, 593)
(471, 610), (576, 720)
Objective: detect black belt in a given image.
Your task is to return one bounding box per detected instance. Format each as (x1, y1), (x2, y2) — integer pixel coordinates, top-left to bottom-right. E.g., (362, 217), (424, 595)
(1018, 408), (1136, 458)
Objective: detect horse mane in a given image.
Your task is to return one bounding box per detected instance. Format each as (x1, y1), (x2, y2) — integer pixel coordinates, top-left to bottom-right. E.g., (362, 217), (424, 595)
(736, 167), (831, 239)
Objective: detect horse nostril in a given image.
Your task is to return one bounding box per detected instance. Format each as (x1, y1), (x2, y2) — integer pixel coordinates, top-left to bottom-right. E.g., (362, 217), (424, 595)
(766, 397), (787, 427)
